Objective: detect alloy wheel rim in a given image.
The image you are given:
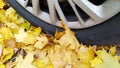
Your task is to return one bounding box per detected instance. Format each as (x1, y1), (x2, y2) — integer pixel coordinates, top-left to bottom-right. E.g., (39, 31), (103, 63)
(16, 0), (120, 29)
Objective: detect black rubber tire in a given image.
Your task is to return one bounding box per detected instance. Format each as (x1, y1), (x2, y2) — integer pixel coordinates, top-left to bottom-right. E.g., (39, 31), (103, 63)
(7, 0), (120, 45)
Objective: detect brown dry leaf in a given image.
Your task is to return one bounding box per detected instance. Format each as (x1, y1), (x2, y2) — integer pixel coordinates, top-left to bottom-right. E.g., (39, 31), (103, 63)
(109, 46), (116, 56)
(55, 30), (65, 40)
(4, 39), (16, 48)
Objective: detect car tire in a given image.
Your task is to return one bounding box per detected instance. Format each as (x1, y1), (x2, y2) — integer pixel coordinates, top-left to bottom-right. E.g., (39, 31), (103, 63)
(7, 0), (120, 45)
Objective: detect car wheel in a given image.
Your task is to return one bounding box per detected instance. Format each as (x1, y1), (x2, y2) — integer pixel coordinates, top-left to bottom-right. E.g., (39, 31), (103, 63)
(6, 0), (120, 45)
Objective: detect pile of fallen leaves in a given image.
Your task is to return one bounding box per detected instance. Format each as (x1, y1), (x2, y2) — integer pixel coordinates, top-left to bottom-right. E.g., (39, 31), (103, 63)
(0, 0), (120, 68)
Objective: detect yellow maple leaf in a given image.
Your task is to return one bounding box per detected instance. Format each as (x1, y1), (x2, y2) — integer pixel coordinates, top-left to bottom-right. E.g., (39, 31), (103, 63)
(0, 0), (6, 9)
(1, 47), (14, 62)
(0, 63), (5, 68)
(24, 32), (37, 45)
(0, 27), (13, 40)
(6, 7), (18, 22)
(78, 46), (95, 61)
(0, 12), (6, 23)
(14, 28), (28, 42)
(15, 52), (36, 68)
(58, 23), (80, 50)
(34, 35), (48, 49)
(91, 50), (120, 68)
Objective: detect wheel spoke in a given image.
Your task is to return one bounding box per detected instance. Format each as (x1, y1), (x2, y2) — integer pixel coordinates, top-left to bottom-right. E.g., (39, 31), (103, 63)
(73, 0), (120, 23)
(68, 0), (85, 26)
(47, 0), (58, 24)
(32, 0), (40, 16)
(54, 0), (67, 23)
(16, 0), (28, 7)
